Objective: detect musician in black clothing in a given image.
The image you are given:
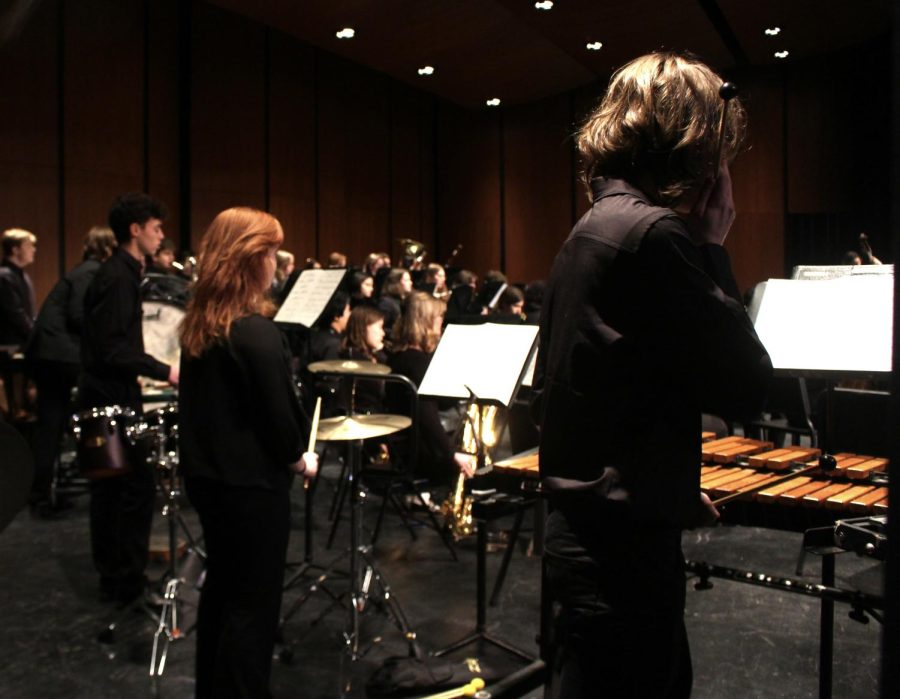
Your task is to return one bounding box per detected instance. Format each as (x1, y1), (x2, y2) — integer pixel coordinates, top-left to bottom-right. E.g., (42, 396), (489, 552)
(340, 304), (388, 414)
(26, 226), (116, 512)
(533, 53), (772, 698)
(79, 192), (178, 604)
(386, 291), (474, 485)
(0, 228), (37, 347)
(179, 207), (317, 699)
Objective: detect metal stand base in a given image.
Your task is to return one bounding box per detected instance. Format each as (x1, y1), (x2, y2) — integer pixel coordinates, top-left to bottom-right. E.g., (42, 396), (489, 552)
(433, 520), (535, 663)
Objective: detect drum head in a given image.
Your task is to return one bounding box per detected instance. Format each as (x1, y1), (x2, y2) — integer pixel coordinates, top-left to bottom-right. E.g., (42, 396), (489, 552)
(143, 300), (185, 369)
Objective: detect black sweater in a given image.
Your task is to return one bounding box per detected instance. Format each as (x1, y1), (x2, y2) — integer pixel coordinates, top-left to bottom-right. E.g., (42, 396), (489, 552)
(534, 178), (772, 530)
(179, 314), (308, 491)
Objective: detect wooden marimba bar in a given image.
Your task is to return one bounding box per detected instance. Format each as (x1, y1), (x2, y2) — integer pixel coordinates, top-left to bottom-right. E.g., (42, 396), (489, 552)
(700, 435), (889, 516)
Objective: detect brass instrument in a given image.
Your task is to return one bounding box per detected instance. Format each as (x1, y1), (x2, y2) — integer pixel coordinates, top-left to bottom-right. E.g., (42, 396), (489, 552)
(442, 403), (501, 540)
(398, 238), (427, 269)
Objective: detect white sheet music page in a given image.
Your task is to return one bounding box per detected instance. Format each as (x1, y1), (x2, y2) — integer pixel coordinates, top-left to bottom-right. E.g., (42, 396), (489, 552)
(753, 274), (893, 374)
(274, 269), (346, 327)
(418, 323), (539, 405)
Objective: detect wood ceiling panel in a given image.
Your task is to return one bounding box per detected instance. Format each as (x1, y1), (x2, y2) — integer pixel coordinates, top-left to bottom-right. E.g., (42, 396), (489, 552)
(496, 0), (734, 76)
(207, 0), (889, 107)
(208, 0), (595, 106)
(719, 0), (890, 66)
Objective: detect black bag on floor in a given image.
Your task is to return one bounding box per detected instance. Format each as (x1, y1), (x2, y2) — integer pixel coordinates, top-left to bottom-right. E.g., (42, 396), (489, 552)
(366, 655), (498, 697)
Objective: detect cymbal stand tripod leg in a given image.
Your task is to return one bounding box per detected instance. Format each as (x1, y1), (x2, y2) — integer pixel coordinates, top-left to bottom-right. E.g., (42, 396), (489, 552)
(147, 427), (203, 685)
(343, 439), (421, 661)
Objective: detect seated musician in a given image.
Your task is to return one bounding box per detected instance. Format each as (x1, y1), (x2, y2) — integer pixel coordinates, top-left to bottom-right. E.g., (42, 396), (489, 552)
(348, 270), (376, 309)
(533, 52), (772, 698)
(340, 305), (388, 410)
(420, 263), (449, 301)
(376, 268), (413, 334)
(179, 207), (317, 699)
(299, 291), (350, 415)
(490, 285), (525, 324)
(386, 291), (475, 488)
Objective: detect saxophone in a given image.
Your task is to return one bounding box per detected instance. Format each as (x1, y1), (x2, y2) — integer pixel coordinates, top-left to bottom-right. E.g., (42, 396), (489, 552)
(442, 404), (500, 540)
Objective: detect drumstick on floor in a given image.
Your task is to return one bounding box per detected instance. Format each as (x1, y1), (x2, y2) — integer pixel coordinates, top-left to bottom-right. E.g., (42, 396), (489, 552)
(304, 396), (322, 490)
(419, 677), (485, 699)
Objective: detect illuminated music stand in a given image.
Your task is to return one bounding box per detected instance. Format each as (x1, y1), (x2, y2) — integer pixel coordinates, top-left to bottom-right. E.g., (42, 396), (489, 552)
(712, 272), (893, 699)
(420, 323), (539, 662)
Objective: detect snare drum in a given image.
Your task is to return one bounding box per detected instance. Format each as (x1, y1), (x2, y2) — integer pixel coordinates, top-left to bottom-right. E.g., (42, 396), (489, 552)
(71, 406), (137, 480)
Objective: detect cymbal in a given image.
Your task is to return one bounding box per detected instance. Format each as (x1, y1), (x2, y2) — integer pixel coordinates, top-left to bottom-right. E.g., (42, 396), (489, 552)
(307, 359), (391, 376)
(316, 414), (411, 441)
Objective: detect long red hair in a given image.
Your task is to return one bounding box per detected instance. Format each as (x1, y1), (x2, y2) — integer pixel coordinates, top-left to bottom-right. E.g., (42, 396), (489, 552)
(180, 207), (283, 358)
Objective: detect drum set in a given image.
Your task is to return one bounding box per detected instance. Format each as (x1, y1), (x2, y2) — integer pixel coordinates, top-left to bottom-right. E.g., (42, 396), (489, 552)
(71, 398), (204, 684)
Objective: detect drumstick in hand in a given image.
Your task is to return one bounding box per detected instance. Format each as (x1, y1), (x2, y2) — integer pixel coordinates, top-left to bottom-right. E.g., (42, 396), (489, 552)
(304, 396), (322, 490)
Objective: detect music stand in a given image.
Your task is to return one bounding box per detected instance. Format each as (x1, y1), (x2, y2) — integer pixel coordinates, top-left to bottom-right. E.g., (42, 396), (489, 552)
(740, 273), (892, 698)
(419, 323), (539, 662)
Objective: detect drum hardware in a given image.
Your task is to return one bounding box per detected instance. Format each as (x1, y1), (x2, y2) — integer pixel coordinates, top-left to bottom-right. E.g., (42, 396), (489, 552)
(279, 365), (422, 681)
(93, 401), (206, 690)
(71, 406), (140, 480)
(280, 410), (417, 663)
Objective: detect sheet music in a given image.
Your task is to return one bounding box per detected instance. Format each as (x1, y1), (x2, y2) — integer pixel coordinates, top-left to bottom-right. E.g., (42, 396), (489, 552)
(520, 343), (537, 387)
(753, 275), (893, 375)
(274, 269), (346, 327)
(419, 323), (539, 405)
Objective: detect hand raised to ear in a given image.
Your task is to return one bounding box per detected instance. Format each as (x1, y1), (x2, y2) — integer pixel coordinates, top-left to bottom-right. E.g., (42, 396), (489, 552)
(684, 164), (736, 247)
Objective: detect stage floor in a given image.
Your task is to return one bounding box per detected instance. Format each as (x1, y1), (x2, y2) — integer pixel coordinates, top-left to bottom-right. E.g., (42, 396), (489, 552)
(0, 458), (882, 698)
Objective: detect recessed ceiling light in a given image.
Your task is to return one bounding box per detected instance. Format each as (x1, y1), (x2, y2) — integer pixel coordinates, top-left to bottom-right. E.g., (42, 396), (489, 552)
(764, 27), (781, 36)
(774, 50), (789, 59)
(335, 28), (355, 39)
(535, 1), (554, 10)
(586, 42), (603, 51)
(418, 66), (435, 76)
(486, 98), (501, 107)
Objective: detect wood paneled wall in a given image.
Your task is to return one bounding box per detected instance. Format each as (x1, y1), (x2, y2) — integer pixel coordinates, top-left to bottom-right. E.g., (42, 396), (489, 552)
(0, 0), (59, 300)
(0, 0), (889, 305)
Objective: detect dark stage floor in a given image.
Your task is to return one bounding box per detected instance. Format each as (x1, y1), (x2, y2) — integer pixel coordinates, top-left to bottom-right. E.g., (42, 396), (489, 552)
(0, 457), (883, 698)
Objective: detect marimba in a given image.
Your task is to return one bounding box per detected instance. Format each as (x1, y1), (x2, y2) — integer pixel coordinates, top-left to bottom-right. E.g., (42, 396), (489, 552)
(700, 435), (889, 528)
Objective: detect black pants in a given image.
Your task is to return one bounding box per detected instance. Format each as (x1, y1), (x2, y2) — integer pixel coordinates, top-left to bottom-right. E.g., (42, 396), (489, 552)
(89, 451), (156, 600)
(186, 477), (291, 699)
(30, 360), (79, 502)
(544, 509), (692, 699)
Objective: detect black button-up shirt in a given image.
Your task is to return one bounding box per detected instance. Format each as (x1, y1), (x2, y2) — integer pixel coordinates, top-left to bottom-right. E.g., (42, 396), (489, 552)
(79, 248), (169, 411)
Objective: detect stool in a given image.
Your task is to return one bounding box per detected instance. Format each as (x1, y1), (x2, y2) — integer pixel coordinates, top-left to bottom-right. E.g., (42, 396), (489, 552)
(433, 493), (535, 662)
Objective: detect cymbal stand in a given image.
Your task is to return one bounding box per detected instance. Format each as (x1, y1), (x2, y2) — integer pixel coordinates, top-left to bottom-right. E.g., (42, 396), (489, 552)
(143, 411), (206, 684)
(343, 435), (421, 662)
(279, 371), (422, 670)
